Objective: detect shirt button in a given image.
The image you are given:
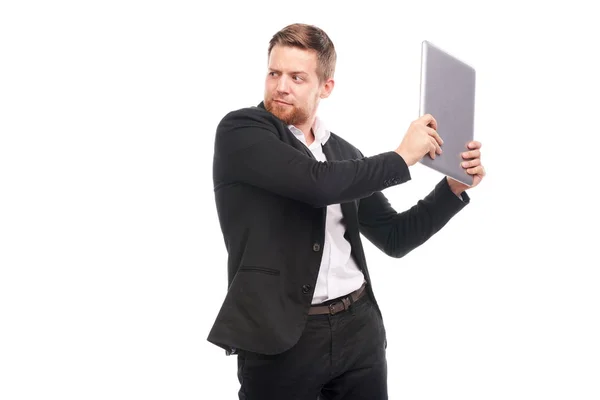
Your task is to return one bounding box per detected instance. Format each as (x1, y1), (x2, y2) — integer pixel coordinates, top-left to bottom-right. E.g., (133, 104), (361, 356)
(312, 243), (321, 252)
(302, 284), (311, 294)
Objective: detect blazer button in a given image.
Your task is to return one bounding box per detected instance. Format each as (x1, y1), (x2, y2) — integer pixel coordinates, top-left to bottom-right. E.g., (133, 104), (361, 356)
(312, 243), (321, 252)
(302, 284), (311, 294)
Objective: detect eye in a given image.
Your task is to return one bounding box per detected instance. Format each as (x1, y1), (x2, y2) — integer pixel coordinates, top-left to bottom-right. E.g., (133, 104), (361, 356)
(293, 75), (303, 81)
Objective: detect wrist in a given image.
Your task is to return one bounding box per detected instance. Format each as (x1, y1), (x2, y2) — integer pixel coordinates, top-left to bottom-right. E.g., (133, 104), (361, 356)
(451, 187), (464, 197)
(446, 176), (465, 197)
(395, 149), (415, 166)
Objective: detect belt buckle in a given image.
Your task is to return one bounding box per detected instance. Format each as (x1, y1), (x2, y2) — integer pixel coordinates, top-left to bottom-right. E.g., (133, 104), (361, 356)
(328, 303), (337, 315)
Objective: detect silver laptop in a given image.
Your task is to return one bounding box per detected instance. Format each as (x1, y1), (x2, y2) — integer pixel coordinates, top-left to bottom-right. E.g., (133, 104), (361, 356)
(419, 40), (476, 186)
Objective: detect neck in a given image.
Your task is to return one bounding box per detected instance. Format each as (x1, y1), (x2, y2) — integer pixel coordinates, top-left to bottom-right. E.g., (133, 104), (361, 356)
(296, 117), (316, 146)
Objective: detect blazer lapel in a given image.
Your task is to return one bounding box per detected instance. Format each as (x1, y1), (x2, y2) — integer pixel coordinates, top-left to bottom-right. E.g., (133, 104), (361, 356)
(321, 136), (370, 274)
(322, 138), (359, 231)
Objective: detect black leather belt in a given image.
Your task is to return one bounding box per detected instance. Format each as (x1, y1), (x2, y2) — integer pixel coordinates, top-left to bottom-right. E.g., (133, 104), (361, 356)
(308, 282), (367, 315)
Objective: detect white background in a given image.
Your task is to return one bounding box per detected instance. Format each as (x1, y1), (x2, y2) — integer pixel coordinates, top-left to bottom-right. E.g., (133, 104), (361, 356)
(1, 1), (599, 399)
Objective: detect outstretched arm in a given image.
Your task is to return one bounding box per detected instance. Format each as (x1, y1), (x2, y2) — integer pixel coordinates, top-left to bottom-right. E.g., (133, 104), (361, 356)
(214, 109), (410, 208)
(357, 177), (469, 258)
(358, 139), (485, 258)
(214, 109), (445, 208)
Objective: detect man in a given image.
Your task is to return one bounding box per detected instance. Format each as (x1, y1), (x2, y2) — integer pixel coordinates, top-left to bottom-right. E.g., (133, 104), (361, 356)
(208, 23), (485, 399)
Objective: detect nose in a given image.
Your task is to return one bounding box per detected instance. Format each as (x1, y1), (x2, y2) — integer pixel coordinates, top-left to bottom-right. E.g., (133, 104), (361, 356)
(276, 75), (290, 94)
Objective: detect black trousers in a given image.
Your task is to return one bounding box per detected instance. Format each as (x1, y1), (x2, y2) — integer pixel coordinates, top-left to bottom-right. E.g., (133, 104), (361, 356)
(236, 293), (388, 399)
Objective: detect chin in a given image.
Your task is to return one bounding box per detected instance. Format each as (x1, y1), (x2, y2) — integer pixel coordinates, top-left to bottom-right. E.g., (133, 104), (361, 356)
(266, 100), (296, 124)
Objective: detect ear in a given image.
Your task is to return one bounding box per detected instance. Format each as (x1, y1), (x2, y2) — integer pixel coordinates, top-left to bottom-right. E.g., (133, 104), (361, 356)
(319, 78), (335, 99)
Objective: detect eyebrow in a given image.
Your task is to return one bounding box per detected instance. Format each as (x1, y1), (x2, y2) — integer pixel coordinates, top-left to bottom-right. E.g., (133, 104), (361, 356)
(269, 68), (308, 76)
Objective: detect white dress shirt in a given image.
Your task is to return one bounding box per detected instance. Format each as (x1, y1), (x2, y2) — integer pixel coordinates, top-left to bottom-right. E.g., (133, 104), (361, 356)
(287, 118), (366, 305)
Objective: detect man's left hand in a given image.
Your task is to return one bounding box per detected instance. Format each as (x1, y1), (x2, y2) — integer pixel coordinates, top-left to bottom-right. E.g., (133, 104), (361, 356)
(447, 140), (486, 196)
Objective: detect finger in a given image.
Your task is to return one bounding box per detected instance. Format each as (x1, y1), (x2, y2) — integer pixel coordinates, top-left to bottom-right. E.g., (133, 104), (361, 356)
(461, 158), (481, 169)
(467, 141), (482, 150)
(426, 127), (443, 146)
(419, 114), (438, 130)
(430, 136), (442, 155)
(467, 165), (485, 176)
(461, 149), (481, 159)
(429, 140), (437, 159)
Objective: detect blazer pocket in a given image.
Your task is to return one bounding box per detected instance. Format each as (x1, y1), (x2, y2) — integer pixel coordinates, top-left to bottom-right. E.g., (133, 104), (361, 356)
(238, 266), (281, 276)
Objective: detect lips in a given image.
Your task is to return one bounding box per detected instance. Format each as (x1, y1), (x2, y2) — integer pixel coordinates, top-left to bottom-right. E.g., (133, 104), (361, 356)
(273, 100), (292, 106)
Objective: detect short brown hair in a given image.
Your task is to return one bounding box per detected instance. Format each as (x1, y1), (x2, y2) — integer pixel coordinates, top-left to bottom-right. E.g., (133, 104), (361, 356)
(268, 23), (336, 83)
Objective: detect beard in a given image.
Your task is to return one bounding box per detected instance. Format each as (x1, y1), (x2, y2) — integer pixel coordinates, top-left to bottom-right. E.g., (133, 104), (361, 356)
(264, 98), (309, 126)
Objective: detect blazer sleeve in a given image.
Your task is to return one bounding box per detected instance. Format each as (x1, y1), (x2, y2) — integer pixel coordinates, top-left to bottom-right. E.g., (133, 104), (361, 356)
(357, 177), (469, 258)
(213, 109), (411, 207)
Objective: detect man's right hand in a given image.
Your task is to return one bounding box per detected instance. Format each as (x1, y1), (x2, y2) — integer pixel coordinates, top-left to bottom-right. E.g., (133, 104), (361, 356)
(395, 114), (443, 166)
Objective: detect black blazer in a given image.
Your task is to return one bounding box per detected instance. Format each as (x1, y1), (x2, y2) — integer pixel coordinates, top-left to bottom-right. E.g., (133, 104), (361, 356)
(208, 102), (469, 355)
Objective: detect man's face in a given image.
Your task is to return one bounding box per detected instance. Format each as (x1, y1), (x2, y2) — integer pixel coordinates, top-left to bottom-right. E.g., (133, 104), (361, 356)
(264, 45), (333, 126)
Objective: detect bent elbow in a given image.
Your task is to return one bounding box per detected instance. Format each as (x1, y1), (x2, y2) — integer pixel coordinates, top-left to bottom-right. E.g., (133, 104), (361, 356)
(384, 234), (415, 259)
(387, 248), (410, 259)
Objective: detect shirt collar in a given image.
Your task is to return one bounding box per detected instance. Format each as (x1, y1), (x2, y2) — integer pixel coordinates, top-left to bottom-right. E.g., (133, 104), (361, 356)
(288, 116), (331, 146)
